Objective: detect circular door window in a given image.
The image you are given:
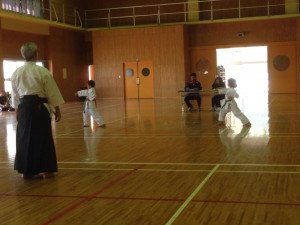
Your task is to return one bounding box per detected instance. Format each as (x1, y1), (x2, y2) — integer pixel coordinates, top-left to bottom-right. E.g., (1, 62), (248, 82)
(273, 55), (290, 71)
(126, 68), (134, 77)
(141, 68), (150, 76)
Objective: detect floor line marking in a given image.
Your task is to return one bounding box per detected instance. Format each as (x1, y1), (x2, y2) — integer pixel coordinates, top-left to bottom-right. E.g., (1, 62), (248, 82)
(42, 164), (144, 225)
(1, 166), (299, 174)
(2, 161), (300, 168)
(2, 193), (300, 207)
(55, 161), (300, 167)
(165, 164), (220, 225)
(58, 168), (300, 174)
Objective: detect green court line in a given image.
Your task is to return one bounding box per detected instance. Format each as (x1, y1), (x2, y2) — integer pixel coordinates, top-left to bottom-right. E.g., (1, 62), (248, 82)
(165, 164), (220, 225)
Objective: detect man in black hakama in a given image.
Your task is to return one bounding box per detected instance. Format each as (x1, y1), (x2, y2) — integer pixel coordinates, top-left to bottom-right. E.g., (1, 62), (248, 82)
(11, 42), (64, 179)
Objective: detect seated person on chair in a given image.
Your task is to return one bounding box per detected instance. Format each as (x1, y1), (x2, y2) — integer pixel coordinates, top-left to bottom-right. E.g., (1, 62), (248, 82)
(0, 90), (15, 111)
(211, 77), (226, 111)
(184, 73), (202, 111)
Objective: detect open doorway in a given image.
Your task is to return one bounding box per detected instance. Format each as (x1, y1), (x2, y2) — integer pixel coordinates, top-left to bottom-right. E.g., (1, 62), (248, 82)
(3, 60), (44, 93)
(217, 46), (268, 115)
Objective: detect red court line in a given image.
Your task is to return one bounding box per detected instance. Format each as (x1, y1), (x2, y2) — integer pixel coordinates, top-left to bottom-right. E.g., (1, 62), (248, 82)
(95, 196), (185, 202)
(42, 164), (145, 225)
(0, 193), (185, 202)
(2, 192), (300, 207)
(0, 193), (85, 199)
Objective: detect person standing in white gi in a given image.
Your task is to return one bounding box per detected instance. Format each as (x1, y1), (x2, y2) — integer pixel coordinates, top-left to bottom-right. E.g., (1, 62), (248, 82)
(76, 80), (106, 127)
(11, 42), (65, 179)
(217, 78), (251, 127)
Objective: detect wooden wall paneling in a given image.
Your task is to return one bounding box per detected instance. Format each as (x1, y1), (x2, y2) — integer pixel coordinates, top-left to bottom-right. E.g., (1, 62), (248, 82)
(0, 21), (4, 90)
(297, 18), (300, 94)
(1, 18), (50, 35)
(85, 41), (93, 65)
(268, 42), (297, 93)
(156, 26), (186, 98)
(183, 26), (191, 83)
(48, 27), (88, 101)
(189, 18), (297, 47)
(190, 47), (217, 91)
(159, 65), (175, 98)
(1, 30), (47, 60)
(92, 25), (187, 99)
(93, 32), (124, 99)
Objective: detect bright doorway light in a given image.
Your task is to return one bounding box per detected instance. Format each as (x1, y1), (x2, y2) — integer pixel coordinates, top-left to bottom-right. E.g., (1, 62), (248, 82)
(3, 60), (43, 93)
(88, 65), (94, 80)
(217, 46), (269, 133)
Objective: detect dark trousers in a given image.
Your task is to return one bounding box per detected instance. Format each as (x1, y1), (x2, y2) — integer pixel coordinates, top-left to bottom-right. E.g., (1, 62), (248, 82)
(211, 94), (225, 108)
(14, 95), (57, 174)
(184, 94), (201, 108)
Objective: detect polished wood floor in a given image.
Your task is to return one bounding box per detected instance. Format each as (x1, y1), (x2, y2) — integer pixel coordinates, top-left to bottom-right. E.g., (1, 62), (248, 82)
(0, 94), (300, 225)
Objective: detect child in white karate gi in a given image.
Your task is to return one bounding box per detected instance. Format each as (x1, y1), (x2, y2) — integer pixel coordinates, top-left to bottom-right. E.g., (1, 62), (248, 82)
(217, 78), (251, 127)
(76, 80), (106, 127)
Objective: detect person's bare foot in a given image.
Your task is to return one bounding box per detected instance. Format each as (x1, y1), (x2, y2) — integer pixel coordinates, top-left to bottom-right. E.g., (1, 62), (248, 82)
(243, 122), (252, 127)
(22, 174), (43, 179)
(42, 172), (55, 179)
(217, 122), (225, 126)
(22, 174), (32, 179)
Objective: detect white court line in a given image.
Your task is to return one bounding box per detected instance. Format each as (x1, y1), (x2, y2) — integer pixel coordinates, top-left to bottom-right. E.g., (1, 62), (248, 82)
(165, 164), (220, 225)
(55, 129), (85, 137)
(57, 161), (300, 167)
(58, 167), (300, 174)
(1, 161), (300, 168)
(1, 165), (300, 174)
(54, 134), (300, 138)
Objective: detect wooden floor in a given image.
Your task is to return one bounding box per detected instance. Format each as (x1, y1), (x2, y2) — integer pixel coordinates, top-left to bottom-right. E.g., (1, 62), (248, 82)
(0, 94), (300, 225)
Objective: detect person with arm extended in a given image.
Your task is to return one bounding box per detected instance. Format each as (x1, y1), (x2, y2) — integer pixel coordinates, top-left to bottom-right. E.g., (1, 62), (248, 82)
(217, 78), (251, 127)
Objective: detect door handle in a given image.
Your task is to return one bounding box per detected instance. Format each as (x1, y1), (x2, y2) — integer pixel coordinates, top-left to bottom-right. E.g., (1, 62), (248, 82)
(136, 77), (140, 85)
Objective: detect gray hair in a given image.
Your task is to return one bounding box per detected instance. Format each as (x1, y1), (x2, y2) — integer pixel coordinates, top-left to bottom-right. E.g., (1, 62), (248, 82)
(20, 42), (38, 60)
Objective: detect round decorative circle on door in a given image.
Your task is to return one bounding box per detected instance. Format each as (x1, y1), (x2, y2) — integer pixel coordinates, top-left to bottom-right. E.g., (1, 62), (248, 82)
(273, 55), (290, 71)
(125, 68), (134, 77)
(141, 68), (150, 76)
(196, 58), (210, 75)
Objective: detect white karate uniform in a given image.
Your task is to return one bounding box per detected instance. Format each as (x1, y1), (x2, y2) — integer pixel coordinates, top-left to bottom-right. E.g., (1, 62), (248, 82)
(11, 61), (65, 111)
(218, 87), (250, 125)
(11, 61), (65, 174)
(77, 88), (105, 126)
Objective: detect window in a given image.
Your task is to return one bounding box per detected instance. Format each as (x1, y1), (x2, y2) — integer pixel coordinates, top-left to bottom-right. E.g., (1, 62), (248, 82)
(3, 60), (43, 93)
(1, 0), (42, 17)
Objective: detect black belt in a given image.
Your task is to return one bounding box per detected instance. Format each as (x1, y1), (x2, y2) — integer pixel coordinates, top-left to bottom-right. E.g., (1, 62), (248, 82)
(221, 100), (231, 109)
(20, 95), (48, 104)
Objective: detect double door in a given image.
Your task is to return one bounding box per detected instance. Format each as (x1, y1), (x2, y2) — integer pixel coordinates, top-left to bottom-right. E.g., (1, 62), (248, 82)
(124, 61), (153, 99)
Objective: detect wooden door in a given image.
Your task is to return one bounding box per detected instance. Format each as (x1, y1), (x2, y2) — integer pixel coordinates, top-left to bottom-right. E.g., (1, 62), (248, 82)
(124, 62), (139, 98)
(138, 61), (154, 98)
(124, 61), (154, 99)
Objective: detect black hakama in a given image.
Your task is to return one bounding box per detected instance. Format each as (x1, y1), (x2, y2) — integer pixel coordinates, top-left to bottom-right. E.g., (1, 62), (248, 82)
(14, 95), (58, 175)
